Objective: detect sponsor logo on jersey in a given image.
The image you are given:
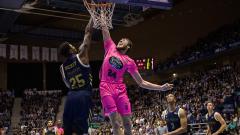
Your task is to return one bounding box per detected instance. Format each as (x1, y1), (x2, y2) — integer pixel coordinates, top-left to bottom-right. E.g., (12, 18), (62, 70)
(109, 56), (123, 69)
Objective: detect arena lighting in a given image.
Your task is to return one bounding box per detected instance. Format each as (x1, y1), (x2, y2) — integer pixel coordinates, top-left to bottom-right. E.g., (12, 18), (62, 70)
(172, 73), (177, 78)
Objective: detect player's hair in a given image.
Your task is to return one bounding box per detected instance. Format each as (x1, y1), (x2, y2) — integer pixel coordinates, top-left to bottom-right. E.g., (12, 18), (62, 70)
(126, 38), (133, 49)
(166, 93), (176, 99)
(125, 38), (133, 53)
(206, 100), (214, 106)
(58, 41), (72, 57)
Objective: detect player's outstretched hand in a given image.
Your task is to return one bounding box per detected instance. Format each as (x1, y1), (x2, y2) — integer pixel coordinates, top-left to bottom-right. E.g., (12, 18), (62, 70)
(161, 83), (173, 91)
(100, 12), (107, 28)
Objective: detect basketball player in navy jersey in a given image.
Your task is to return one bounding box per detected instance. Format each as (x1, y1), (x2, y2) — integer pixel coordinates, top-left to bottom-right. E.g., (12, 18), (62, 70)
(206, 101), (226, 135)
(162, 94), (187, 135)
(58, 18), (93, 135)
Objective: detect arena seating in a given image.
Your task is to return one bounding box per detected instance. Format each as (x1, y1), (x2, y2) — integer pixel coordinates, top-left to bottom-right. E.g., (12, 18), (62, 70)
(157, 19), (240, 71)
(0, 89), (14, 133)
(12, 89), (62, 135)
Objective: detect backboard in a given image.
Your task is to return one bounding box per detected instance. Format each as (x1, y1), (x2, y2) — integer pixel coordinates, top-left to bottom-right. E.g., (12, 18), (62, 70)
(95, 0), (172, 9)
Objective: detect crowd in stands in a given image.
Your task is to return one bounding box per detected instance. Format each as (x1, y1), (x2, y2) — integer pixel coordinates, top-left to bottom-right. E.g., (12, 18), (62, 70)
(3, 25), (240, 133)
(1, 63), (240, 134)
(157, 19), (240, 71)
(0, 89), (14, 134)
(12, 89), (62, 135)
(90, 63), (240, 134)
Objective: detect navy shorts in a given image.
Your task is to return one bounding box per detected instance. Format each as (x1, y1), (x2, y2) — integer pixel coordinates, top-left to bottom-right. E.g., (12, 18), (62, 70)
(63, 90), (92, 135)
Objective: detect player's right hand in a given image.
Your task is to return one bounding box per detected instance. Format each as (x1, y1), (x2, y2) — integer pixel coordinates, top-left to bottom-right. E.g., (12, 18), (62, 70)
(161, 83), (174, 91)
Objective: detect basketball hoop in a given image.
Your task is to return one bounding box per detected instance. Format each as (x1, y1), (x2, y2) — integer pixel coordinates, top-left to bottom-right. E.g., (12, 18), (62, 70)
(83, 0), (115, 29)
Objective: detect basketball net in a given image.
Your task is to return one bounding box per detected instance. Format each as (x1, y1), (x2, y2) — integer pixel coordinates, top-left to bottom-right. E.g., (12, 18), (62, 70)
(83, 0), (115, 29)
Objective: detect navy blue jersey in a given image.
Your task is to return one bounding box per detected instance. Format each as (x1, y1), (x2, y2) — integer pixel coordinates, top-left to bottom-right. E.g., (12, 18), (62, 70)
(60, 54), (92, 91)
(206, 112), (222, 134)
(162, 107), (187, 135)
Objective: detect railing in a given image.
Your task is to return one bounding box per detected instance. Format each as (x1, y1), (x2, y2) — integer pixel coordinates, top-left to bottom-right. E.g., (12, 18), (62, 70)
(188, 123), (208, 135)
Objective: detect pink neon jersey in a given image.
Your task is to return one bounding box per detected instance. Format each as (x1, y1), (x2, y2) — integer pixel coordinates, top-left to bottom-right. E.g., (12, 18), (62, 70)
(99, 38), (138, 83)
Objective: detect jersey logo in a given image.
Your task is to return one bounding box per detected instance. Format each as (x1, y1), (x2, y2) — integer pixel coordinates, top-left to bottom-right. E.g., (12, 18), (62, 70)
(109, 56), (123, 70)
(64, 61), (77, 70)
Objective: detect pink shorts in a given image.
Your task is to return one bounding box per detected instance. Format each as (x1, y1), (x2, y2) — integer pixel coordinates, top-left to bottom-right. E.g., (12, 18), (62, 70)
(99, 82), (131, 116)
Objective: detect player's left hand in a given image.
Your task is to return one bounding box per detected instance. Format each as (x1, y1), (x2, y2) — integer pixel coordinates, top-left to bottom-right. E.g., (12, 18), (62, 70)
(161, 83), (174, 91)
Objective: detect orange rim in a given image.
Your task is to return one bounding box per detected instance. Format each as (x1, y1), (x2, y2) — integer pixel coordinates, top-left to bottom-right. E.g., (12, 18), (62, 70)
(89, 3), (112, 7)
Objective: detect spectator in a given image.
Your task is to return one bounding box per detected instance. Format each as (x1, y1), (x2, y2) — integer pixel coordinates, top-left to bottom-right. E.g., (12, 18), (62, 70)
(0, 89), (14, 133)
(155, 120), (168, 135)
(13, 89), (62, 135)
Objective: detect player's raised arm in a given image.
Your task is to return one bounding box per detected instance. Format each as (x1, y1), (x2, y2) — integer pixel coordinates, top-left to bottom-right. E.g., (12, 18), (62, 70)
(100, 13), (111, 41)
(99, 13), (116, 53)
(78, 18), (93, 56)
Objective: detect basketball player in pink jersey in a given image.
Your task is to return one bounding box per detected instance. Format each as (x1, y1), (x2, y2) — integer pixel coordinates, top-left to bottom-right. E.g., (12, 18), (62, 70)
(99, 17), (173, 135)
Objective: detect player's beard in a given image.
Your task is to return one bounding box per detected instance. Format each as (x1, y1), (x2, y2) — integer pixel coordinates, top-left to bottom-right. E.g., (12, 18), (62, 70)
(117, 46), (127, 52)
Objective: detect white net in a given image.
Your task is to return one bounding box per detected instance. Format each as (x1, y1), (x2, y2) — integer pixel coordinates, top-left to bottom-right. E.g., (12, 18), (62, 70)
(83, 0), (115, 29)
